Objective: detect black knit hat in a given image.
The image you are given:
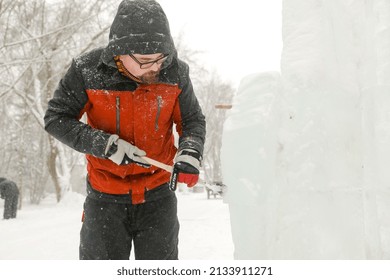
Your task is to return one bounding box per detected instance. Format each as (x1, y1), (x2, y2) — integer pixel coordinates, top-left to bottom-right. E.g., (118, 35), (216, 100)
(102, 0), (176, 64)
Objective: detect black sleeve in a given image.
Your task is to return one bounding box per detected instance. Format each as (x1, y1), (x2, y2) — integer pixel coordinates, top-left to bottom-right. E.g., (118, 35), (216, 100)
(44, 59), (111, 158)
(176, 62), (206, 155)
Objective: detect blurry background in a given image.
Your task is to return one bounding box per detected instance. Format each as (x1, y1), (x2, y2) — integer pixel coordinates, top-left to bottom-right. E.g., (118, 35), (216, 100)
(0, 0), (282, 206)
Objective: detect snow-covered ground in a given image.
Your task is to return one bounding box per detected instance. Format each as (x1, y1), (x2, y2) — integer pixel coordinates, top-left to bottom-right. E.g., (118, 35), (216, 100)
(0, 189), (233, 260)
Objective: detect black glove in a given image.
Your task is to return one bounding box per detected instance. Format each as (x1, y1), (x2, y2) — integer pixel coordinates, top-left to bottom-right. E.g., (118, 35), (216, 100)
(169, 149), (201, 191)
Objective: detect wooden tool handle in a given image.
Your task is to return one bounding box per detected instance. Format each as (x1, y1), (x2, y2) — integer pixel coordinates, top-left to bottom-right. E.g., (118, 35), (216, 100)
(141, 156), (173, 173)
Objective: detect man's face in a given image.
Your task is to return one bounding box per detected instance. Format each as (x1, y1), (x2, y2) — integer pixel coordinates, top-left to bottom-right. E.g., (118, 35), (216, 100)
(119, 53), (166, 84)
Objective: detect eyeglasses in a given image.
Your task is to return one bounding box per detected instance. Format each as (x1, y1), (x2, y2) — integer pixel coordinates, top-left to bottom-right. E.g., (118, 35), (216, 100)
(129, 53), (169, 69)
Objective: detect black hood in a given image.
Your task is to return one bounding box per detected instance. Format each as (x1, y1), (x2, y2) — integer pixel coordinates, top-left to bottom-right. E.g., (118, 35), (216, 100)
(102, 0), (176, 65)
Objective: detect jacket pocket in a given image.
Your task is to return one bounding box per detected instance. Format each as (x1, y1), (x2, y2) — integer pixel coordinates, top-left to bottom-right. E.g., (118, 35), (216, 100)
(155, 95), (162, 131)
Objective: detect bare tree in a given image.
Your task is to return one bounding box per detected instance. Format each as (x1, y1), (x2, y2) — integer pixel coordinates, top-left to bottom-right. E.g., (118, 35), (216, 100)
(0, 0), (114, 203)
(196, 73), (234, 184)
(175, 36), (235, 184)
(0, 0), (233, 205)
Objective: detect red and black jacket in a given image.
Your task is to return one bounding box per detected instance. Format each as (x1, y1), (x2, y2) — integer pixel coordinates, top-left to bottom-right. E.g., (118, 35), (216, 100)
(44, 48), (205, 204)
(44, 0), (205, 204)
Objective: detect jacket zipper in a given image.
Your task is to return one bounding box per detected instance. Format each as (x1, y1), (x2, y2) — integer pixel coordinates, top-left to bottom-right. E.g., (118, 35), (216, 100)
(155, 95), (162, 131)
(116, 96), (120, 135)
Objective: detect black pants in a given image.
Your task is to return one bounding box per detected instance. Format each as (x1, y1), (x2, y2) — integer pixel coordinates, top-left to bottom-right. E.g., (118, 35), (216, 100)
(3, 194), (18, 219)
(79, 190), (179, 260)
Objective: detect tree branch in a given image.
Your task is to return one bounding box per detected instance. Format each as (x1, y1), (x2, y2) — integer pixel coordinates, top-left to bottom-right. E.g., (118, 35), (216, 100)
(0, 15), (95, 50)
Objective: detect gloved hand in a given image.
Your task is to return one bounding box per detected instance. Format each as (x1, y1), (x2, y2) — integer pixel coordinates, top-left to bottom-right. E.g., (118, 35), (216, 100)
(169, 148), (201, 191)
(105, 135), (150, 168)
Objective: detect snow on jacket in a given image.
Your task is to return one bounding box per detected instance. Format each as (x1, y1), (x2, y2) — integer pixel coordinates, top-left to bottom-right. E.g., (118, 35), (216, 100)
(44, 0), (206, 204)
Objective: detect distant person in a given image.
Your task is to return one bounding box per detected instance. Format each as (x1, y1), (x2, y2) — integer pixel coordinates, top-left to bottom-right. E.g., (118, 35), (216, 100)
(44, 0), (205, 260)
(0, 177), (19, 219)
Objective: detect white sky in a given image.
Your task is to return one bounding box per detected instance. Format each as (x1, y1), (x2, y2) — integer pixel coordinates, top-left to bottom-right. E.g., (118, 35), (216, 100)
(159, 0), (283, 86)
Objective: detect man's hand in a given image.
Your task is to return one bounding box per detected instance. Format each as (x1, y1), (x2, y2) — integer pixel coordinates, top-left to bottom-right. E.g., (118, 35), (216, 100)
(105, 135), (150, 168)
(169, 149), (201, 191)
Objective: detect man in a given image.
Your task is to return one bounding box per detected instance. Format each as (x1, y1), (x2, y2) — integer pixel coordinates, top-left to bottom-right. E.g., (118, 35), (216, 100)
(44, 0), (205, 260)
(0, 177), (19, 219)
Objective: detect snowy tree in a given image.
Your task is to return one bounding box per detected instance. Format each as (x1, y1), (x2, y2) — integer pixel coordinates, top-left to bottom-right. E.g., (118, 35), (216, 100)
(0, 0), (232, 204)
(197, 74), (234, 184)
(0, 0), (113, 203)
(164, 31), (235, 185)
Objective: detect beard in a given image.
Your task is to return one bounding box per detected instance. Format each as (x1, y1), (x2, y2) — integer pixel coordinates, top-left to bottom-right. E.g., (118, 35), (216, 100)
(139, 70), (160, 84)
